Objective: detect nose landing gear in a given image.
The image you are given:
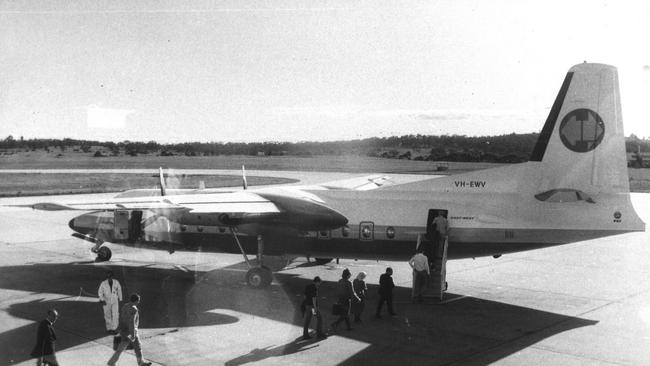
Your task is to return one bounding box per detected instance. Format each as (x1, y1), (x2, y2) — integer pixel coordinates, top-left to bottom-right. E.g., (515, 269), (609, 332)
(73, 232), (112, 262)
(95, 246), (112, 262)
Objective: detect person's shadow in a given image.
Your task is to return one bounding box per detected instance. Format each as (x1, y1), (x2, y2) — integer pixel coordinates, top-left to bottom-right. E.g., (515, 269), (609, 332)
(224, 336), (321, 365)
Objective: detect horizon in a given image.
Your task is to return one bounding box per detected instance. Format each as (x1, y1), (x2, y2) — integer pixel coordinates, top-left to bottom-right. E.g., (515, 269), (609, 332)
(2, 1), (649, 143)
(5, 130), (650, 148)
(6, 130), (546, 146)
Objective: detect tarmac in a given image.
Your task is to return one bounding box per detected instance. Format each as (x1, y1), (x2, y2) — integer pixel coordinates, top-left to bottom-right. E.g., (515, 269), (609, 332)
(1, 192), (649, 365)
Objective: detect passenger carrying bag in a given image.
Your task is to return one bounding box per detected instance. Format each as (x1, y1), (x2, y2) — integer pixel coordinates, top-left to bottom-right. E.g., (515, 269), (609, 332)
(113, 335), (134, 350)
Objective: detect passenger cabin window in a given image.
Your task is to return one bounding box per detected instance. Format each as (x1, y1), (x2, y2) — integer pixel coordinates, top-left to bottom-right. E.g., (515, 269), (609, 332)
(535, 189), (595, 203)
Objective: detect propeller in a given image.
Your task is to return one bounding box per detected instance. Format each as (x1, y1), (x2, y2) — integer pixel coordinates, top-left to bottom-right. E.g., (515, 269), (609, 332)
(158, 167), (167, 196)
(242, 165), (248, 190)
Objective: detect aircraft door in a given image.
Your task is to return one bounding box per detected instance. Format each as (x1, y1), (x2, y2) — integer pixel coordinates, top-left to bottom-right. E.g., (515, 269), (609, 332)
(426, 209), (448, 258)
(426, 209), (448, 240)
(114, 210), (129, 240)
(426, 209), (449, 300)
(128, 210), (143, 243)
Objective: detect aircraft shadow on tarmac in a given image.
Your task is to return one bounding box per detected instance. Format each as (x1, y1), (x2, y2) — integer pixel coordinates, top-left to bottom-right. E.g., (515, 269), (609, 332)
(0, 261), (597, 366)
(224, 336), (321, 366)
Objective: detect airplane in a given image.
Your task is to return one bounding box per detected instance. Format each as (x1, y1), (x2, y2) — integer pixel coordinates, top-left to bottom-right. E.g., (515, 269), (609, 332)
(25, 63), (645, 288)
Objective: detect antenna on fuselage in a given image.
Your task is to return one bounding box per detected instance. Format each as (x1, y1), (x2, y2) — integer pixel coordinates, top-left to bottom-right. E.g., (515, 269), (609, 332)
(159, 167), (167, 196)
(242, 165), (248, 190)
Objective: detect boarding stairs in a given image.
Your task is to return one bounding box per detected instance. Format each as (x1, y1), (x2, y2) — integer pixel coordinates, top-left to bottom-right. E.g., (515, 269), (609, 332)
(413, 234), (448, 301)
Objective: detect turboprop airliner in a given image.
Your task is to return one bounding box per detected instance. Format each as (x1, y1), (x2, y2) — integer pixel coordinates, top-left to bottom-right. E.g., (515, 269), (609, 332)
(28, 63), (645, 288)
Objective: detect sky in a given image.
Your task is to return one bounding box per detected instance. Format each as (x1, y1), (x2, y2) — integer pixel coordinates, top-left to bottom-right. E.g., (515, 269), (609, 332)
(1, 0), (649, 143)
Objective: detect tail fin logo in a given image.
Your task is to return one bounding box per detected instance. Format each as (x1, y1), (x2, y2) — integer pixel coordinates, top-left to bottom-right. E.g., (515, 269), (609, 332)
(559, 108), (605, 153)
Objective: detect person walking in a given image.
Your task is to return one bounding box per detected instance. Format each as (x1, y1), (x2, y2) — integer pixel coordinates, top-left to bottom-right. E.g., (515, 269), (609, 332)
(330, 268), (359, 332)
(351, 271), (367, 323)
(30, 309), (59, 366)
(108, 293), (152, 366)
(432, 211), (449, 261)
(375, 267), (396, 318)
(409, 249), (430, 303)
(302, 276), (327, 340)
(98, 270), (123, 334)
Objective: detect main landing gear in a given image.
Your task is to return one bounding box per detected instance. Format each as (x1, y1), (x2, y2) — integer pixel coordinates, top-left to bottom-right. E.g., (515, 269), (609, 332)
(229, 228), (272, 288)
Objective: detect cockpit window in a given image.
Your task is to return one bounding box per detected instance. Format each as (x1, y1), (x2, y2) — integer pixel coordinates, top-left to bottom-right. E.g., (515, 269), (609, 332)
(535, 189), (595, 203)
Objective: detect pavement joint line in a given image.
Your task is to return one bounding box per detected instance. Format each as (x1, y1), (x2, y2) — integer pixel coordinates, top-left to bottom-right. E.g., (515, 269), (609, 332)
(437, 295), (470, 304)
(10, 238), (80, 246)
(446, 258), (521, 274)
(402, 284), (619, 365)
(450, 286), (650, 366)
(570, 286), (650, 319)
(440, 306), (603, 366)
(8, 244), (92, 261)
(513, 255), (650, 274)
(0, 212), (70, 225)
(527, 342), (630, 366)
(450, 279), (616, 303)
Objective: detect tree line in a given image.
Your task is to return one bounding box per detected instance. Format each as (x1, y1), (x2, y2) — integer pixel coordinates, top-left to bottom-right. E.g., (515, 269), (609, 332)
(2, 133), (648, 163)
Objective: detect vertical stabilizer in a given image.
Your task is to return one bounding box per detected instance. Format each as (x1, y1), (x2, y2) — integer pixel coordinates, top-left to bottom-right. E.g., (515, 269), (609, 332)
(530, 63), (628, 194)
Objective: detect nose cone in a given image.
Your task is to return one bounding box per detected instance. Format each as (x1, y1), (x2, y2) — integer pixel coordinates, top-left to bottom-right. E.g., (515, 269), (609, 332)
(69, 211), (111, 235)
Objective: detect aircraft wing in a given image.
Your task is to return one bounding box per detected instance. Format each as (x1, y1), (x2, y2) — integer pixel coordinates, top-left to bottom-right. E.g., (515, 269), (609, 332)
(30, 189), (347, 231)
(319, 174), (392, 190)
(301, 173), (440, 191)
(31, 191), (280, 213)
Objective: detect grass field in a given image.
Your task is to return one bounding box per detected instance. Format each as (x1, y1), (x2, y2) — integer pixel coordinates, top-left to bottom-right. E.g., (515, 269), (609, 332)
(0, 173), (296, 197)
(0, 151), (500, 173)
(2, 152), (650, 195)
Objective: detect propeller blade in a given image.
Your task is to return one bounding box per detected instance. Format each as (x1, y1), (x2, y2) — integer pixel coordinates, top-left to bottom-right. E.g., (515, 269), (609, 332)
(242, 165), (248, 190)
(159, 167), (167, 196)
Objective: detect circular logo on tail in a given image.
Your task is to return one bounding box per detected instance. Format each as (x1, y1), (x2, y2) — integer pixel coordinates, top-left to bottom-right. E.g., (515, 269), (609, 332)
(559, 109), (605, 153)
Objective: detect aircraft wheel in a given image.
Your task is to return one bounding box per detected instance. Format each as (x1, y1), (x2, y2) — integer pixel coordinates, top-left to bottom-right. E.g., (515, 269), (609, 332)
(245, 266), (272, 288)
(314, 258), (333, 265)
(96, 246), (112, 262)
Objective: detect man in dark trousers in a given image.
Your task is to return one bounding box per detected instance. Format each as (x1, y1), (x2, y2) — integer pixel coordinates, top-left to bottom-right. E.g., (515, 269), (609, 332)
(375, 267), (396, 318)
(302, 276), (327, 340)
(30, 309), (59, 366)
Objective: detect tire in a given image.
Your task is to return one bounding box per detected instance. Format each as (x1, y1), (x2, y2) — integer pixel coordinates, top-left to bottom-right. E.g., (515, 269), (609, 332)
(245, 266), (272, 288)
(314, 258), (333, 265)
(96, 246), (112, 262)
